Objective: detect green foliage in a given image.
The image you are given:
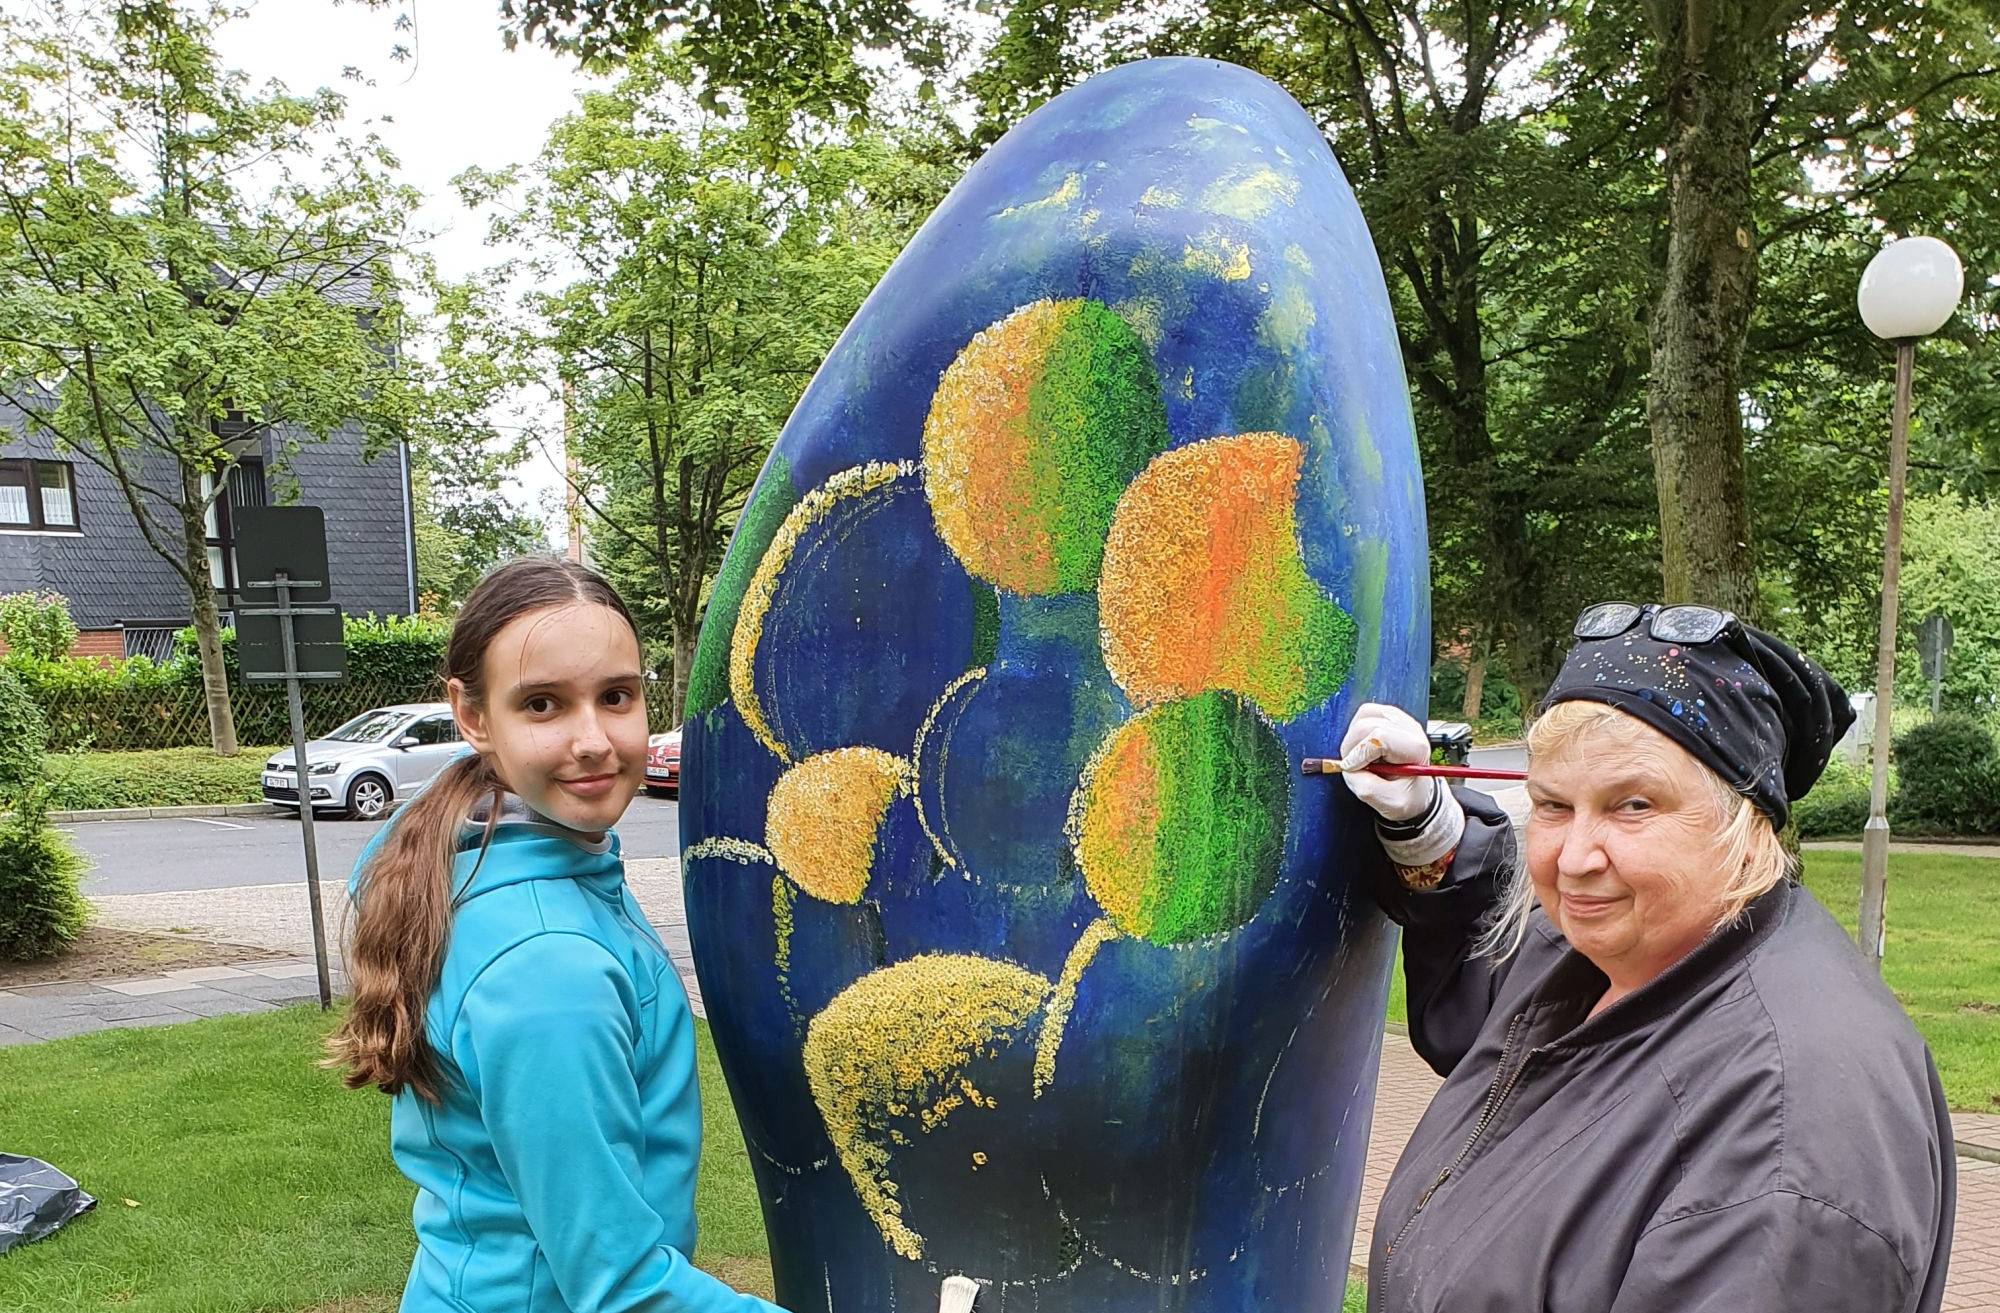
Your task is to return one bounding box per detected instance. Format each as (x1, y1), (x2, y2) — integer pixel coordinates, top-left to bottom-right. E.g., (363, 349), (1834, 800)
(44, 746), (277, 812)
(1890, 716), (2000, 837)
(494, 0), (951, 127)
(1793, 756), (1874, 839)
(0, 784), (88, 961)
(167, 614), (450, 688)
(1428, 655), (1525, 733)
(0, 591), (78, 662)
(404, 273), (551, 613)
(0, 665), (48, 801)
(1892, 497), (2000, 714)
(0, 1), (424, 754)
(3, 616), (444, 751)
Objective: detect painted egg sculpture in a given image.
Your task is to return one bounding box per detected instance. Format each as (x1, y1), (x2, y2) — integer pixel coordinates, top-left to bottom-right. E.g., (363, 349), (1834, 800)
(680, 56), (1429, 1312)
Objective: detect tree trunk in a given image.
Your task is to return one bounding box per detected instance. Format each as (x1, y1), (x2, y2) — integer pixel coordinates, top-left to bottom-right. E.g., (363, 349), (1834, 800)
(1644, 0), (1770, 618)
(180, 466), (239, 757)
(1460, 629), (1489, 721)
(669, 625), (695, 729)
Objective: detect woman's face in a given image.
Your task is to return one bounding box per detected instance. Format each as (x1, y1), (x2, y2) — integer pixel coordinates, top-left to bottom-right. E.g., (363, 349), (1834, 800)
(451, 601), (649, 839)
(1525, 712), (1736, 994)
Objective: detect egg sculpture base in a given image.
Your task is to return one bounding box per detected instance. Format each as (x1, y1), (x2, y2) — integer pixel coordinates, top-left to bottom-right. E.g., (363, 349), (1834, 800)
(679, 56), (1429, 1313)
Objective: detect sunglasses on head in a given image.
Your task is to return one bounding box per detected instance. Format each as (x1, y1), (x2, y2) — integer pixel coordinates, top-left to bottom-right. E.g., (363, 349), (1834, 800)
(1573, 602), (1738, 645)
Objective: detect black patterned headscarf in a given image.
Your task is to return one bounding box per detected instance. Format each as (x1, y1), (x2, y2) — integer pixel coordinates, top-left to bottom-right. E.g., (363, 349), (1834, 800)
(1538, 612), (1855, 828)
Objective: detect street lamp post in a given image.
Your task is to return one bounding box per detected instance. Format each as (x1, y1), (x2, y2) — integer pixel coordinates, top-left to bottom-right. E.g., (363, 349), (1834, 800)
(1854, 235), (1963, 971)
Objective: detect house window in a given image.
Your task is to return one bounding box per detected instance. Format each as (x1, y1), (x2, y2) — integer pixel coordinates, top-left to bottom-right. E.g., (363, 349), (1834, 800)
(0, 459), (80, 532)
(204, 458), (267, 602)
(123, 626), (180, 662)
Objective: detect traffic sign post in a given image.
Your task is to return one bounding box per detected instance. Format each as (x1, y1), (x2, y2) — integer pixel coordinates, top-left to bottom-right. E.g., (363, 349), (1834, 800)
(234, 507), (344, 1010)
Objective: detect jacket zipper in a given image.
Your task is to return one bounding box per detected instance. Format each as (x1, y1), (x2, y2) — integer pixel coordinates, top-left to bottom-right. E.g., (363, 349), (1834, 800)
(1381, 1011), (1542, 1273)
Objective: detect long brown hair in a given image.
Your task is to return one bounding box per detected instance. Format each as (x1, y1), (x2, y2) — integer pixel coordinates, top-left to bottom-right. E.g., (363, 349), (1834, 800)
(326, 557), (640, 1101)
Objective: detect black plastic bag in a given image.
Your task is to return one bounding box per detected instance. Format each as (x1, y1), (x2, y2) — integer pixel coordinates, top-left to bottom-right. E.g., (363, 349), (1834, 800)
(0, 1153), (95, 1254)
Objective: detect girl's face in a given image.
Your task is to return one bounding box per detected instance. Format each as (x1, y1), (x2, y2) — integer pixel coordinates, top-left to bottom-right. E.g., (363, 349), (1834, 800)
(1524, 715), (1735, 998)
(450, 602), (648, 839)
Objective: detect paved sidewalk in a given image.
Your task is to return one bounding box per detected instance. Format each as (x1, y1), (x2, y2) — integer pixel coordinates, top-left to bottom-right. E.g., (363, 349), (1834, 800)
(62, 857), (2000, 1309)
(0, 960), (339, 1044)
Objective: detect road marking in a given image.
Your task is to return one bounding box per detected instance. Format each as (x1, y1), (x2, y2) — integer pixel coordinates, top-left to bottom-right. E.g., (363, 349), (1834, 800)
(183, 817), (253, 830)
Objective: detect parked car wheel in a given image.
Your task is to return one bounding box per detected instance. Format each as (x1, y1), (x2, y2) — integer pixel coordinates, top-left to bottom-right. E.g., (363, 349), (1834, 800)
(346, 773), (392, 821)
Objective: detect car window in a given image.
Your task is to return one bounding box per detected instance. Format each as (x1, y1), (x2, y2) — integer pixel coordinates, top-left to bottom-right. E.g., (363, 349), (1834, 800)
(410, 716), (458, 745)
(326, 709), (408, 743)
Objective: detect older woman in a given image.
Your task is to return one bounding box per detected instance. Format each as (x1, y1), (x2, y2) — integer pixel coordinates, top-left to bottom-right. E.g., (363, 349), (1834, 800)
(1341, 603), (1954, 1313)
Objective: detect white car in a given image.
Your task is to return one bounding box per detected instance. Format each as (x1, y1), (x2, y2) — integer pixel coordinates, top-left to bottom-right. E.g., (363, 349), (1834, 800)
(262, 702), (461, 820)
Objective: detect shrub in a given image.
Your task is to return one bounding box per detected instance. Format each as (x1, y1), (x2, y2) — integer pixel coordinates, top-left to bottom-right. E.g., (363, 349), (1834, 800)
(1794, 756), (1874, 838)
(44, 745), (273, 811)
(0, 590), (78, 662)
(0, 784), (88, 960)
(0, 665), (47, 800)
(169, 612), (449, 687)
(1890, 715), (2000, 837)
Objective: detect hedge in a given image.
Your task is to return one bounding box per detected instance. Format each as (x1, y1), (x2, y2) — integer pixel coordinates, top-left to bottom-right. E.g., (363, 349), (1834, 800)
(10, 614), (449, 751)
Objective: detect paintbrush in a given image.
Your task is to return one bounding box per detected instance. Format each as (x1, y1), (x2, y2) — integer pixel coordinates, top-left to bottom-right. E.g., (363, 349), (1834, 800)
(1300, 758), (1527, 781)
(938, 1274), (982, 1313)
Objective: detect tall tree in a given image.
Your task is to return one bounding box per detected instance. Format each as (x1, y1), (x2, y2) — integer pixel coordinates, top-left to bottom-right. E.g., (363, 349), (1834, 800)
(1629, 0), (2000, 614)
(465, 46), (954, 721)
(0, 0), (419, 754)
(404, 273), (549, 612)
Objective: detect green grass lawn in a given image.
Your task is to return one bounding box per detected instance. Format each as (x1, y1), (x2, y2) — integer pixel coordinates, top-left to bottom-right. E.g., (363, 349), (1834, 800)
(1383, 850), (1999, 1111)
(0, 1007), (775, 1313)
(43, 746), (282, 812)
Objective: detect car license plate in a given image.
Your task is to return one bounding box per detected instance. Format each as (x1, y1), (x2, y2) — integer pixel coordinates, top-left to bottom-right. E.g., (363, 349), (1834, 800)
(265, 774), (288, 787)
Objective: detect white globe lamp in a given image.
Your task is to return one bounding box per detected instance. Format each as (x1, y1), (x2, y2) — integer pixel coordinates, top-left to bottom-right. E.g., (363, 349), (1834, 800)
(1858, 236), (1963, 341)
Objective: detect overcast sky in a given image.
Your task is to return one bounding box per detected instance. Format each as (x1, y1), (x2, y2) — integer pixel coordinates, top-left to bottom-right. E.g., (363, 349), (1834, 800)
(216, 2), (600, 534)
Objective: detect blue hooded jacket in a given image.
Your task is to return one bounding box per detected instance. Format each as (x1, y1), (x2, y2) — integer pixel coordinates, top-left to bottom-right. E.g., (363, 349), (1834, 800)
(353, 802), (783, 1313)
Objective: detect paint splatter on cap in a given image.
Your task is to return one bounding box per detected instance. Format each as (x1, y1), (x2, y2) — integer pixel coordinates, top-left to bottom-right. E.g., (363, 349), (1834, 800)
(1540, 610), (1855, 828)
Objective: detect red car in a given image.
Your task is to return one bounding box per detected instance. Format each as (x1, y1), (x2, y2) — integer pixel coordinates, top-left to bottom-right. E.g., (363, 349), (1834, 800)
(644, 728), (682, 798)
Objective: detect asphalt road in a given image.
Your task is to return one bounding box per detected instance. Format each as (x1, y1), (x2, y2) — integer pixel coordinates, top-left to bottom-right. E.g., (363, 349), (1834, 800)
(72, 793), (684, 896)
(72, 744), (1527, 897)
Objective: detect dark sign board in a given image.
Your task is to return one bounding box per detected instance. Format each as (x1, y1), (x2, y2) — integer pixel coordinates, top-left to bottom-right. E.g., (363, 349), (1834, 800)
(239, 606), (346, 682)
(234, 506), (332, 603)
(233, 505), (344, 680)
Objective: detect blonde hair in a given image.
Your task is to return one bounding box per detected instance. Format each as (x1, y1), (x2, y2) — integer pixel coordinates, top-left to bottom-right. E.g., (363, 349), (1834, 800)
(1473, 700), (1793, 960)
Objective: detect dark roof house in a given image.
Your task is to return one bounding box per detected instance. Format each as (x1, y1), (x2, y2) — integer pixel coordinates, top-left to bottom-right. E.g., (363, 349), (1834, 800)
(0, 394), (417, 661)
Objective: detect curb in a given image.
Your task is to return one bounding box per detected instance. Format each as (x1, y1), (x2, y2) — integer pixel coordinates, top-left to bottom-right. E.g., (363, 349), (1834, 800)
(52, 802), (284, 823)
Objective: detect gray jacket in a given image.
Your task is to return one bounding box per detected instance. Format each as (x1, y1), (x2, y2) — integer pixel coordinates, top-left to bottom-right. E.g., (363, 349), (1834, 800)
(1366, 789), (1955, 1312)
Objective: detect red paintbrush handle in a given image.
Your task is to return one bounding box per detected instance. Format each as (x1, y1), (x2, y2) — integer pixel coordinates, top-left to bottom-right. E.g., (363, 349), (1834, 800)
(1299, 758), (1528, 781)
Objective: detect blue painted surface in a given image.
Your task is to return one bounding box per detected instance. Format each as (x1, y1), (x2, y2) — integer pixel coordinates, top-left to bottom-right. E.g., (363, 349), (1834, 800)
(682, 57), (1427, 1312)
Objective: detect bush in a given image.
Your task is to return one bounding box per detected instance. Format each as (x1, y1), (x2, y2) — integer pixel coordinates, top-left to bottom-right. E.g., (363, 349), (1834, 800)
(169, 612), (450, 687)
(1794, 756), (1874, 838)
(0, 664), (47, 800)
(10, 613), (448, 751)
(0, 590), (78, 662)
(1889, 715), (2000, 837)
(0, 784), (88, 961)
(44, 745), (274, 811)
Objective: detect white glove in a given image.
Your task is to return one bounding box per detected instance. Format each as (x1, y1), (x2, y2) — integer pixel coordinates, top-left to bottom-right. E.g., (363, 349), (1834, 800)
(1338, 703), (1437, 821)
(1338, 703), (1464, 869)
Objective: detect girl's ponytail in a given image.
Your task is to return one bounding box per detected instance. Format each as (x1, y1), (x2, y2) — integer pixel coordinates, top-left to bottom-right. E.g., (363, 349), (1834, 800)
(327, 752), (500, 1101)
(323, 555), (639, 1103)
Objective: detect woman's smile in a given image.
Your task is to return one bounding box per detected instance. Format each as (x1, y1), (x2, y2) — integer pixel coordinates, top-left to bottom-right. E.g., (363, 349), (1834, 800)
(555, 772), (620, 799)
(1559, 891), (1624, 919)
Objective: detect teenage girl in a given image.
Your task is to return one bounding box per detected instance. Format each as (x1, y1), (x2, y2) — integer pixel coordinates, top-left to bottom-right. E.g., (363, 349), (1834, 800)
(328, 557), (786, 1313)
